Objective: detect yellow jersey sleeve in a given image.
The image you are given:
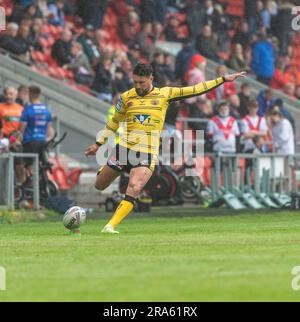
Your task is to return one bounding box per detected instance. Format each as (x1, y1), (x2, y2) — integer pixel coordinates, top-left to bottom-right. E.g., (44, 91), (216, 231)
(96, 95), (126, 145)
(166, 77), (225, 102)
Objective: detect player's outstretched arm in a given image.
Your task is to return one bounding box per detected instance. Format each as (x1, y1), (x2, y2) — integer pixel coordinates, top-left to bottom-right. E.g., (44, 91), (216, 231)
(223, 71), (247, 82)
(167, 71), (247, 102)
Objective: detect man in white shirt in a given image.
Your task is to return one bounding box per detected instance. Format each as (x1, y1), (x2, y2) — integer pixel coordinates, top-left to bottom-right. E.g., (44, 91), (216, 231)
(268, 106), (295, 155)
(240, 99), (268, 153)
(207, 101), (240, 153)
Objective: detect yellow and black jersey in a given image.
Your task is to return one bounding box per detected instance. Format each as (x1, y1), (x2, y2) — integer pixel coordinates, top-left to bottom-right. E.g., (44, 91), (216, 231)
(96, 77), (225, 155)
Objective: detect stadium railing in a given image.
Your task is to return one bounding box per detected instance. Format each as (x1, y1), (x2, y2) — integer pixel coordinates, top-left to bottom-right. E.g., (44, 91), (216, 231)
(197, 152), (300, 210)
(0, 153), (39, 210)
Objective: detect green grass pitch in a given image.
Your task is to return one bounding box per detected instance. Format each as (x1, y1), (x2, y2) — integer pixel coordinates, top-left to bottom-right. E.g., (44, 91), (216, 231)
(1, 208), (300, 302)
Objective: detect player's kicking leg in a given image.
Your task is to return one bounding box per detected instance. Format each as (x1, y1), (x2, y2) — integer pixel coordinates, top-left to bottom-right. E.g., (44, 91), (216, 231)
(95, 165), (121, 191)
(102, 166), (153, 234)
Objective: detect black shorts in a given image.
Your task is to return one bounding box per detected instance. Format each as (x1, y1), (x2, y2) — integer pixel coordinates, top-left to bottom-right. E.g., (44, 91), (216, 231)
(106, 144), (156, 173)
(23, 141), (45, 166)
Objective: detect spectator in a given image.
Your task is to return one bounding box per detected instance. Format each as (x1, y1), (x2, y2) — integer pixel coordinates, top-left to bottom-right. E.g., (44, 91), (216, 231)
(51, 28), (73, 66)
(163, 54), (175, 83)
(233, 21), (251, 48)
(185, 54), (206, 104)
(257, 88), (276, 116)
(64, 42), (94, 85)
(257, 0), (271, 34)
(238, 83), (252, 118)
(93, 57), (113, 103)
(251, 32), (275, 85)
(228, 94), (241, 120)
(283, 82), (296, 99)
(14, 24), (31, 63)
(186, 0), (205, 40)
(37, 0), (51, 18)
(24, 4), (43, 20)
(185, 54), (206, 84)
(244, 0), (259, 34)
(175, 38), (197, 82)
(273, 98), (295, 130)
(0, 87), (24, 138)
(274, 0), (294, 55)
(119, 11), (141, 47)
(207, 2), (231, 52)
(48, 0), (65, 26)
(189, 99), (213, 131)
(207, 101), (240, 154)
(28, 17), (43, 51)
(240, 99), (268, 153)
(195, 25), (220, 63)
(78, 0), (110, 29)
(271, 60), (292, 90)
(141, 0), (163, 24)
(0, 22), (20, 54)
(77, 24), (101, 67)
(16, 85), (29, 107)
(19, 86), (53, 176)
(152, 52), (169, 87)
(136, 22), (154, 60)
(267, 106), (295, 155)
(167, 0), (186, 14)
(127, 43), (142, 68)
(153, 22), (165, 42)
(165, 15), (184, 42)
(227, 43), (250, 72)
(207, 65), (236, 101)
(113, 67), (132, 95)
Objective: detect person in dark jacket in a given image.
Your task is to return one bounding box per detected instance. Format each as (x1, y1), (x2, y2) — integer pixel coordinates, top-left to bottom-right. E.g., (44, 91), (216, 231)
(273, 1), (294, 55)
(175, 39), (198, 82)
(92, 57), (113, 103)
(195, 25), (220, 63)
(0, 23), (20, 53)
(77, 0), (110, 29)
(77, 24), (101, 67)
(257, 88), (276, 116)
(238, 83), (252, 118)
(51, 29), (73, 66)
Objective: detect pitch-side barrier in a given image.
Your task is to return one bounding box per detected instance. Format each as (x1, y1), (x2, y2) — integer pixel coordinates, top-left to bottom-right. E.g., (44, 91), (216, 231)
(0, 153), (40, 210)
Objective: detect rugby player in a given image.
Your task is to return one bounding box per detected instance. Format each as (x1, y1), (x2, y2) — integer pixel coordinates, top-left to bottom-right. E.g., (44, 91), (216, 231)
(85, 63), (246, 233)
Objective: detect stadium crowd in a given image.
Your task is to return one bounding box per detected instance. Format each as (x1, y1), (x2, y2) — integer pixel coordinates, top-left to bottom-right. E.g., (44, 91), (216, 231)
(0, 0), (297, 160)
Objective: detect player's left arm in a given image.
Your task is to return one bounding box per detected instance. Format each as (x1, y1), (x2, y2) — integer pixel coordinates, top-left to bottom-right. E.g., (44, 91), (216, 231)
(167, 71), (247, 102)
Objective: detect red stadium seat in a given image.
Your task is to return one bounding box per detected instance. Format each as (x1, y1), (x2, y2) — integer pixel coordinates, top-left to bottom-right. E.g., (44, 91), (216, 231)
(31, 51), (47, 63)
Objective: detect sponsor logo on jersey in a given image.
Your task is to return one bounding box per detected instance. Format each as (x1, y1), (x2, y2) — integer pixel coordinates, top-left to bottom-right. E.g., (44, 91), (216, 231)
(134, 114), (151, 124)
(116, 97), (123, 112)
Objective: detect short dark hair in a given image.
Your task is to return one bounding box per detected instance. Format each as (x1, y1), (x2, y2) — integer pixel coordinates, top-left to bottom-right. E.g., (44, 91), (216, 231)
(217, 100), (228, 109)
(248, 99), (259, 108)
(133, 63), (153, 77)
(29, 86), (41, 100)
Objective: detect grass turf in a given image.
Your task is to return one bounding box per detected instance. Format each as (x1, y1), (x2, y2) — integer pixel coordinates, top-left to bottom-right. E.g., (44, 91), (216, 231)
(1, 209), (300, 302)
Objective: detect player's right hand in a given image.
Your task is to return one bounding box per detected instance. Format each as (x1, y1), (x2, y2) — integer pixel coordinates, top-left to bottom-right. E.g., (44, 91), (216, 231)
(85, 144), (99, 156)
